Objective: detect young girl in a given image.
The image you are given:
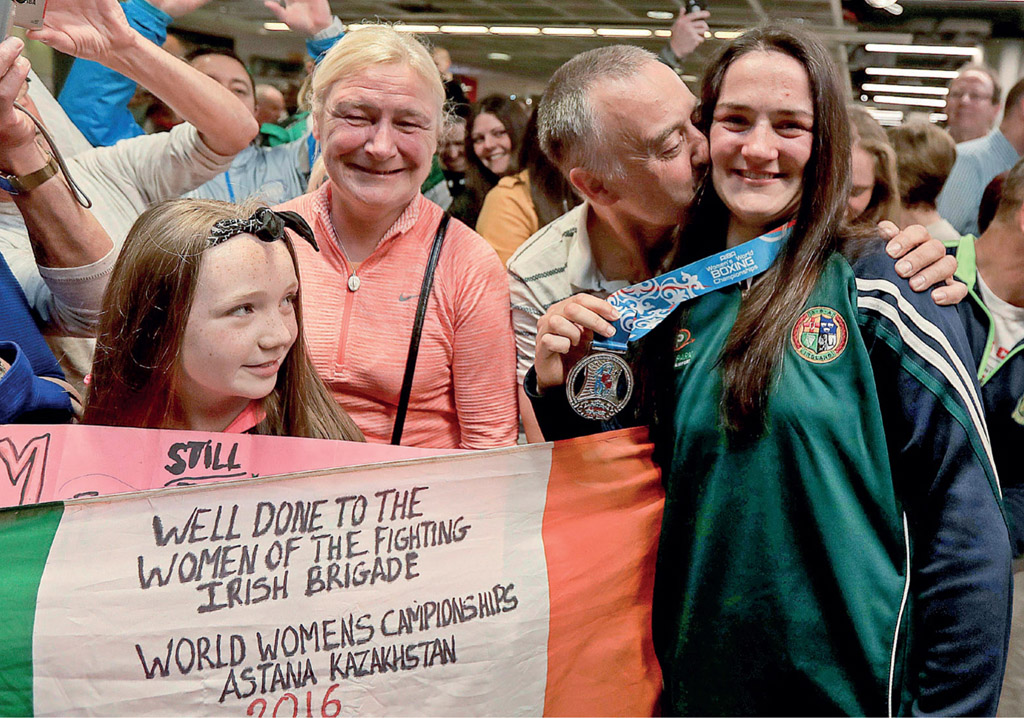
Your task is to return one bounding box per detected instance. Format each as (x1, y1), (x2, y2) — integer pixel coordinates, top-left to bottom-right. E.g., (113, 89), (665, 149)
(84, 198), (363, 440)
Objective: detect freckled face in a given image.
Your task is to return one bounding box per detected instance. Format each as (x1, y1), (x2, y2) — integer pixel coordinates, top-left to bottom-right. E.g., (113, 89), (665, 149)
(710, 51), (815, 240)
(178, 235), (299, 419)
(471, 112), (513, 175)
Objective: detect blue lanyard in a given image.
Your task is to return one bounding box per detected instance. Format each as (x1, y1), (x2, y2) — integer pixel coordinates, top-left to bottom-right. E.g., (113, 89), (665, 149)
(594, 221), (795, 352)
(224, 171), (235, 203)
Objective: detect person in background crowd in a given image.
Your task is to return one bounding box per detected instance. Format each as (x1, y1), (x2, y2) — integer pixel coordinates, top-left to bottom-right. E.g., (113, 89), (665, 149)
(508, 45), (960, 442)
(255, 83), (288, 127)
(0, 0), (258, 390)
(57, 0), (342, 206)
(938, 76), (1024, 236)
(430, 45), (469, 114)
(450, 94), (528, 228)
(439, 114), (469, 204)
(946, 157), (1024, 717)
(529, 27), (1009, 715)
(946, 63), (1002, 145)
(0, 35), (111, 423)
(979, 171), (1008, 235)
(85, 199), (363, 439)
(476, 108), (579, 265)
(275, 25), (518, 449)
(658, 4), (711, 76)
(888, 119), (960, 242)
(847, 106), (900, 225)
(0, 0), (256, 336)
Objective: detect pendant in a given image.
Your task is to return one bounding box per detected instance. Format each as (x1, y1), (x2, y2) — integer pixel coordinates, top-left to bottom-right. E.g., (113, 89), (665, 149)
(348, 275), (361, 292)
(566, 352), (634, 421)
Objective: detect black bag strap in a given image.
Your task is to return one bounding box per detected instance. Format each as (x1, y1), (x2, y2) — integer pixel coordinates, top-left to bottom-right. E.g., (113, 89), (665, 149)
(391, 212), (451, 445)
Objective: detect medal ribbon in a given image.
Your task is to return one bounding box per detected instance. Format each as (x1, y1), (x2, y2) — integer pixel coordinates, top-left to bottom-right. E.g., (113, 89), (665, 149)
(593, 221), (795, 352)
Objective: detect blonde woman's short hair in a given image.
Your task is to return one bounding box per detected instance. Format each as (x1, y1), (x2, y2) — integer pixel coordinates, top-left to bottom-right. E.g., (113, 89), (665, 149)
(311, 24), (445, 131)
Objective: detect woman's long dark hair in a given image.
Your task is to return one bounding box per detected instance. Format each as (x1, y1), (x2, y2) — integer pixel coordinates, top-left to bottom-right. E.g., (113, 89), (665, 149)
(519, 108), (580, 227)
(680, 24), (856, 437)
(459, 95), (528, 225)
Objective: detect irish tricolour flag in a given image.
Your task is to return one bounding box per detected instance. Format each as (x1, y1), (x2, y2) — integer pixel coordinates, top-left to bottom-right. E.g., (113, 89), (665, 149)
(0, 427), (662, 716)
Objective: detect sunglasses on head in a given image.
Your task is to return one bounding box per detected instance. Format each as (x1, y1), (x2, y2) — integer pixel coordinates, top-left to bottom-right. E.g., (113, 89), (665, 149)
(207, 207), (319, 252)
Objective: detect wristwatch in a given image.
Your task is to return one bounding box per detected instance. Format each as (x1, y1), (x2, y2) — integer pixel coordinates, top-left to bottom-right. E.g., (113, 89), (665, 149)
(0, 153), (59, 195)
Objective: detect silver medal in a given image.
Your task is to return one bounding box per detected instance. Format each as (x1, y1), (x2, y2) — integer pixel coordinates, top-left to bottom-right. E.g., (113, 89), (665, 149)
(566, 352), (634, 421)
(348, 274), (361, 292)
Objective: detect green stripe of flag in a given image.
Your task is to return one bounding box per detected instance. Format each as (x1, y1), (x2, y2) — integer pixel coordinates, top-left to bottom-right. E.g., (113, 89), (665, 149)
(0, 503), (64, 718)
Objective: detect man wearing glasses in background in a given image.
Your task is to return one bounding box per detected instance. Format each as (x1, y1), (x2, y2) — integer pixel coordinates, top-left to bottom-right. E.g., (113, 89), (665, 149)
(939, 70), (1024, 236)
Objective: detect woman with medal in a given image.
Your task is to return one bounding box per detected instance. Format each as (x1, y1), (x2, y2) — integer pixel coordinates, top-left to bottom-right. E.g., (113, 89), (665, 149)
(530, 25), (1010, 715)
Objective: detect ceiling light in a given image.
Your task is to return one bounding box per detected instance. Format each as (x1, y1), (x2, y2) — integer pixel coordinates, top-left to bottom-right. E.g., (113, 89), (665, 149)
(861, 83), (948, 95)
(647, 10), (675, 20)
(714, 30), (744, 39)
(929, 113), (948, 122)
(394, 24), (440, 33)
(439, 25), (490, 34)
(655, 30), (671, 38)
(490, 26), (540, 35)
(864, 107), (905, 126)
(488, 52), (512, 61)
(872, 94), (947, 108)
(865, 67), (959, 79)
(540, 27), (595, 36)
(596, 28), (653, 37)
(263, 22), (289, 31)
(865, 43), (982, 60)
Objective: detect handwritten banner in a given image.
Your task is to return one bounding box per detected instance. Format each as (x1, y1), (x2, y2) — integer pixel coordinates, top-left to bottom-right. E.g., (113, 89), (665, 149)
(0, 425), (453, 508)
(0, 427), (663, 717)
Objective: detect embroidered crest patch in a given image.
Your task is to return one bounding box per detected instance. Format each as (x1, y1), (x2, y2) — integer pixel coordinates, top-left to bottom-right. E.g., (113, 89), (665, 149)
(791, 306), (848, 364)
(1013, 392), (1024, 427)
(674, 327), (696, 369)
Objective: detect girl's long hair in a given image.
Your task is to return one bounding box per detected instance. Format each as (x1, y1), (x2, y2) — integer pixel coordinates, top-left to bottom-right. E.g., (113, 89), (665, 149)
(84, 198), (364, 442)
(680, 24), (857, 437)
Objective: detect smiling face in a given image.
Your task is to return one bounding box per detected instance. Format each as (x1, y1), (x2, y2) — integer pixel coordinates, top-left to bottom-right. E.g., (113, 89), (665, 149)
(709, 50), (814, 243)
(314, 62), (439, 224)
(178, 234), (299, 422)
(471, 112), (513, 175)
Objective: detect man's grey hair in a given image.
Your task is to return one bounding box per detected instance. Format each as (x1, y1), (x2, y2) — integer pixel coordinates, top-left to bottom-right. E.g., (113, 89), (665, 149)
(537, 45), (658, 180)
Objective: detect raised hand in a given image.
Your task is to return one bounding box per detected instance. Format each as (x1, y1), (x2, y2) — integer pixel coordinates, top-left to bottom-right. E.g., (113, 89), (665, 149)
(0, 38), (37, 158)
(25, 0), (136, 61)
(262, 0), (333, 37)
(669, 8), (710, 59)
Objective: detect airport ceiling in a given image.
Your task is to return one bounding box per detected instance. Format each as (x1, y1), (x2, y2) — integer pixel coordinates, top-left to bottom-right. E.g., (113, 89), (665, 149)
(174, 0), (1019, 90)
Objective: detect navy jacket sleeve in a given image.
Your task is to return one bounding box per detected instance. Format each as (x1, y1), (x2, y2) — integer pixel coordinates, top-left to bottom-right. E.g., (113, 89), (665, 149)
(0, 259), (74, 423)
(854, 249), (1011, 716)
